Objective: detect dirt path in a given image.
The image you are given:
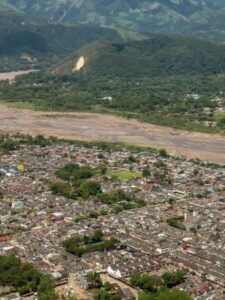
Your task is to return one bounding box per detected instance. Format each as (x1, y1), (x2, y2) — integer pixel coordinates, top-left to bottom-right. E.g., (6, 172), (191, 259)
(1, 104), (225, 162)
(67, 273), (92, 300)
(0, 70), (38, 82)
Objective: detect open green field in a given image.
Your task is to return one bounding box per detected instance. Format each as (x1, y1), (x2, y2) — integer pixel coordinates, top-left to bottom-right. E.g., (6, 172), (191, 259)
(107, 169), (142, 180)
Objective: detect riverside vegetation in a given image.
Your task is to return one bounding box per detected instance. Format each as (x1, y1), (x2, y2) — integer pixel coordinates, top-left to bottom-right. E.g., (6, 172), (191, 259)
(2, 71), (225, 133)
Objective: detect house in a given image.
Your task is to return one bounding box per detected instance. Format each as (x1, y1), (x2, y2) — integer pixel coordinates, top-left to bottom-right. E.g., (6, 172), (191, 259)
(107, 265), (122, 278)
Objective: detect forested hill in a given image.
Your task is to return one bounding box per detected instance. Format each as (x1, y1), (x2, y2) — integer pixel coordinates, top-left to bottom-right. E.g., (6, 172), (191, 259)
(3, 0), (225, 42)
(2, 10), (225, 77)
(0, 12), (122, 71)
(53, 36), (225, 78)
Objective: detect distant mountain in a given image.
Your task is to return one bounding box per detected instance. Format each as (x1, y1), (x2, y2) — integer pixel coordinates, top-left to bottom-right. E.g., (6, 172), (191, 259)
(2, 2), (225, 74)
(0, 12), (122, 71)
(3, 0), (225, 42)
(53, 36), (225, 78)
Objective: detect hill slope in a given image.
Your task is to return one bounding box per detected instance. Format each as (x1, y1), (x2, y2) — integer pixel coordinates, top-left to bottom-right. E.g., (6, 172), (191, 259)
(53, 36), (225, 77)
(0, 12), (122, 71)
(3, 0), (225, 42)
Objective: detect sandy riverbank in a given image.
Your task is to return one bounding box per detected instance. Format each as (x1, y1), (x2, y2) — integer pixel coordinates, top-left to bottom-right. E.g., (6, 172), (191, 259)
(0, 104), (225, 163)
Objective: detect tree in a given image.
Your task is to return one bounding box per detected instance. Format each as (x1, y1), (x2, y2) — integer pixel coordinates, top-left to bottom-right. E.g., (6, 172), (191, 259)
(128, 155), (137, 163)
(89, 210), (99, 219)
(138, 292), (154, 300)
(159, 149), (169, 158)
(162, 271), (186, 288)
(78, 181), (102, 196)
(38, 275), (58, 300)
(94, 288), (121, 300)
(97, 153), (105, 159)
(103, 282), (113, 291)
(33, 135), (50, 147)
(91, 230), (103, 243)
(219, 117), (225, 127)
(142, 166), (151, 178)
(98, 164), (107, 174)
(86, 272), (102, 288)
(138, 289), (193, 300)
(2, 139), (20, 151)
(168, 198), (175, 205)
(167, 218), (186, 231)
(130, 274), (162, 293)
(50, 181), (71, 197)
(0, 255), (58, 297)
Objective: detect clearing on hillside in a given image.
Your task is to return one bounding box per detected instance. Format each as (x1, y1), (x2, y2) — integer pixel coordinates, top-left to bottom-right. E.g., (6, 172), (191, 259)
(73, 56), (85, 71)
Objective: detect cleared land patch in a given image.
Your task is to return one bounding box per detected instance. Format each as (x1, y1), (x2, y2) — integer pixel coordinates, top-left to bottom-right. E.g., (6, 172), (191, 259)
(1, 104), (225, 162)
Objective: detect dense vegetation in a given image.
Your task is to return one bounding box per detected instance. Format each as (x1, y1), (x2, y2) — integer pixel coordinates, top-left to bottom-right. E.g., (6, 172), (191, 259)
(2, 14), (225, 75)
(2, 70), (225, 133)
(51, 163), (145, 215)
(138, 289), (193, 300)
(167, 217), (186, 231)
(49, 157), (147, 223)
(51, 163), (102, 199)
(56, 163), (95, 181)
(0, 255), (58, 298)
(0, 190), (4, 199)
(130, 272), (192, 300)
(97, 190), (145, 212)
(94, 288), (121, 300)
(55, 37), (225, 77)
(131, 271), (186, 292)
(84, 274), (122, 300)
(63, 230), (118, 257)
(0, 12), (122, 71)
(3, 0), (225, 43)
(0, 134), (55, 153)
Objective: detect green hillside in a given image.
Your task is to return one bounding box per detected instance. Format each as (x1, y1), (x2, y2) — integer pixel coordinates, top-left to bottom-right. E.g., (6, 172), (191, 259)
(0, 12), (122, 71)
(3, 0), (225, 42)
(53, 36), (225, 77)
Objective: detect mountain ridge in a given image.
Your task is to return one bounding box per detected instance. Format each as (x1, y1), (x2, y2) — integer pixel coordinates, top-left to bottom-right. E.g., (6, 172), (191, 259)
(3, 0), (225, 42)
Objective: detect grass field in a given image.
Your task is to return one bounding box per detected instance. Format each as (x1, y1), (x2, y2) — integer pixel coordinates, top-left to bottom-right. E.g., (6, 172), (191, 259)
(107, 169), (142, 180)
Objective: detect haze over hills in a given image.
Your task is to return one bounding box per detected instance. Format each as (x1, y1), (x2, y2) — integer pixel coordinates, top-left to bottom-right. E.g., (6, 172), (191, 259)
(2, 0), (225, 42)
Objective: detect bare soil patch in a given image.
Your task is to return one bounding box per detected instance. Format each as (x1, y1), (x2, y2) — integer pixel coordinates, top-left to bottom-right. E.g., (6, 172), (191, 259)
(0, 70), (38, 82)
(0, 104), (225, 163)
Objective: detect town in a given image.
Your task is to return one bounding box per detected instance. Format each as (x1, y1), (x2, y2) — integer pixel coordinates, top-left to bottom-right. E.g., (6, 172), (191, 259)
(0, 135), (225, 300)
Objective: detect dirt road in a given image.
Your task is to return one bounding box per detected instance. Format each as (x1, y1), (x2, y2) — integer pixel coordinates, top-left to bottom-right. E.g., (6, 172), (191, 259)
(0, 70), (38, 82)
(1, 104), (225, 163)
